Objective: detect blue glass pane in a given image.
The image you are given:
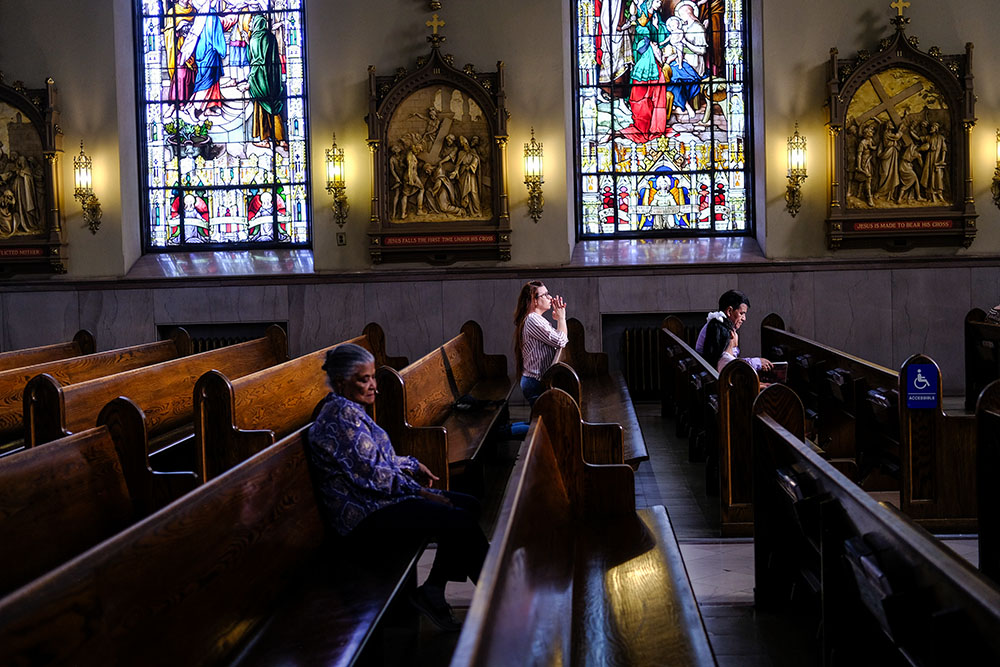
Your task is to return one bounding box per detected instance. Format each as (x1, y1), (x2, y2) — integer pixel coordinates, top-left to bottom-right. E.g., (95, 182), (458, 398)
(576, 0), (750, 237)
(138, 0), (309, 249)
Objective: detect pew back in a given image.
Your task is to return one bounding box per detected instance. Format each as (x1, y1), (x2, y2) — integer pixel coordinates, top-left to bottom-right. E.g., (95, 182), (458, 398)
(23, 325), (287, 449)
(965, 307), (1000, 411)
(977, 379), (1000, 584)
(194, 323), (406, 482)
(898, 354), (977, 532)
(0, 329), (191, 443)
(753, 384), (1000, 665)
(0, 330), (95, 373)
(452, 389), (714, 666)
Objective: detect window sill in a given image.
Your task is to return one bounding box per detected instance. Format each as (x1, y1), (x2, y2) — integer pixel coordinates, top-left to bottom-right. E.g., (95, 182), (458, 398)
(126, 249), (315, 279)
(569, 237), (766, 267)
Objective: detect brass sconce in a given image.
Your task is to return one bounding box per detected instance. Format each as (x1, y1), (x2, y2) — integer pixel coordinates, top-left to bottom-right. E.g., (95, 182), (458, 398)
(325, 133), (349, 227)
(523, 127), (544, 222)
(991, 129), (1000, 209)
(73, 140), (102, 234)
(785, 123), (807, 217)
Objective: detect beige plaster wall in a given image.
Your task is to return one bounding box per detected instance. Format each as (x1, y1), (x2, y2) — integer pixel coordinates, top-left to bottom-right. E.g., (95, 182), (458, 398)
(0, 0), (997, 277)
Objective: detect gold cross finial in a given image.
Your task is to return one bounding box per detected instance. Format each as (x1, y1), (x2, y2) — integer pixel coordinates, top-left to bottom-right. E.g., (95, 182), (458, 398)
(426, 13), (445, 35)
(890, 0), (910, 16)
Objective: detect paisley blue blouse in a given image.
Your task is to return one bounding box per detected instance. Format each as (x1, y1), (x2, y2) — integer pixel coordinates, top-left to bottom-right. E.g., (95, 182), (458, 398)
(307, 393), (429, 536)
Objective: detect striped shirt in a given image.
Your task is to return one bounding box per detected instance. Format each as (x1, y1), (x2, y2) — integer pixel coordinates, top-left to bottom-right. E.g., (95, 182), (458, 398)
(521, 312), (568, 379)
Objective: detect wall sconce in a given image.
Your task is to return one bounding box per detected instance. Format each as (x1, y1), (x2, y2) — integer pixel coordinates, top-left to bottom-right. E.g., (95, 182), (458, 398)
(523, 127), (544, 222)
(325, 133), (349, 227)
(991, 129), (1000, 210)
(785, 122), (807, 217)
(73, 140), (102, 234)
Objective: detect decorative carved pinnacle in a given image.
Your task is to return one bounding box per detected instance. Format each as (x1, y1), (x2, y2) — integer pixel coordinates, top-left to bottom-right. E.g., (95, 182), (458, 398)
(890, 15), (910, 29)
(427, 33), (446, 48)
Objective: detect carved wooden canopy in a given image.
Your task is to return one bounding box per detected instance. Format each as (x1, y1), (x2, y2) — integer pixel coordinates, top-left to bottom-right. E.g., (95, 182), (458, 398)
(366, 39), (510, 265)
(826, 16), (976, 250)
(0, 74), (65, 276)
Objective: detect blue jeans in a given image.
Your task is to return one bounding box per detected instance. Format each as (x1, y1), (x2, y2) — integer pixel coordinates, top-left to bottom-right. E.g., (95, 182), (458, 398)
(520, 375), (544, 407)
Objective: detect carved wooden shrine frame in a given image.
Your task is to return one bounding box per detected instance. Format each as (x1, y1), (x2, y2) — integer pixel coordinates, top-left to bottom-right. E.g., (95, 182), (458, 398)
(366, 41), (510, 264)
(826, 17), (976, 250)
(0, 75), (66, 276)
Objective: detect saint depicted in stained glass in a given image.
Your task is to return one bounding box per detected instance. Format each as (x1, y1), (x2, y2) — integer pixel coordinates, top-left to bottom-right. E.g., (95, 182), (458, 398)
(138, 0), (308, 248)
(576, 0), (749, 236)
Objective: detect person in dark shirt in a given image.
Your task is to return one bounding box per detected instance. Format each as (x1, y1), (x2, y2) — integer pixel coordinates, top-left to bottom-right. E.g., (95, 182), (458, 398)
(308, 343), (488, 631)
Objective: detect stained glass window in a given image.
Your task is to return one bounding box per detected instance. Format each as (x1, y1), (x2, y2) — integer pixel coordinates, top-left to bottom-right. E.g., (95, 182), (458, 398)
(136, 0), (309, 250)
(574, 0), (751, 237)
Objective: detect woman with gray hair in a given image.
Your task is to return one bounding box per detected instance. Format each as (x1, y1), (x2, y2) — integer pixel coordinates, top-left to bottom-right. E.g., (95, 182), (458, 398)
(307, 343), (488, 632)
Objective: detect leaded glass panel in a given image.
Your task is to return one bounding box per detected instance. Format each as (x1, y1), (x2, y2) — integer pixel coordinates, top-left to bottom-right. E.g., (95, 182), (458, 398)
(575, 0), (751, 237)
(137, 0), (309, 249)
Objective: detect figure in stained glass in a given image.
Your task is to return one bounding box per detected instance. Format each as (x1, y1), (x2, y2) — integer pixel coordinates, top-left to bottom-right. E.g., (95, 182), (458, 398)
(139, 0), (309, 249)
(576, 0), (749, 236)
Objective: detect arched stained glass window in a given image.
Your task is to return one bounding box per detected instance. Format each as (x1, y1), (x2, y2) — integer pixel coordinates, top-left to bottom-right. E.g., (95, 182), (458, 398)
(574, 0), (751, 237)
(136, 0), (309, 250)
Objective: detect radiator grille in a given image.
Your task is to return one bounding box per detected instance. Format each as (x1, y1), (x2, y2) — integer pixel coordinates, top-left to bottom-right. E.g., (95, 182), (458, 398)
(157, 322), (286, 354)
(620, 327), (662, 399)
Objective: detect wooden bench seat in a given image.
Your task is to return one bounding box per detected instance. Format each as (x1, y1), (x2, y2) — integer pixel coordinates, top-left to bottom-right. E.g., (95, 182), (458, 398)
(0, 425), (425, 667)
(0, 397), (196, 598)
(375, 320), (512, 491)
(0, 330), (95, 373)
(658, 320), (719, 463)
(194, 322), (406, 482)
(0, 329), (191, 448)
(541, 317), (648, 467)
(22, 325), (287, 453)
(753, 383), (1000, 665)
(451, 388), (715, 666)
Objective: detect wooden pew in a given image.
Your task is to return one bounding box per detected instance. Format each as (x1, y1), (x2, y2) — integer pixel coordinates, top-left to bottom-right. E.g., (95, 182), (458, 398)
(0, 329), (192, 447)
(977, 379), (1000, 584)
(0, 424), (426, 667)
(0, 397), (197, 598)
(761, 313), (900, 489)
(658, 322), (719, 462)
(375, 320), (512, 491)
(193, 322), (407, 482)
(22, 325), (287, 452)
(965, 307), (1000, 411)
(0, 330), (95, 373)
(898, 354), (977, 533)
(753, 383), (1000, 665)
(540, 317), (648, 467)
(451, 388), (716, 666)
(658, 314), (687, 417)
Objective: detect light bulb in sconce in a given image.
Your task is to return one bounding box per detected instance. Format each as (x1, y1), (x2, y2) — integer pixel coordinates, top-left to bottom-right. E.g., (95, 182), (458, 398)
(73, 140), (102, 234)
(785, 122), (807, 217)
(325, 133), (349, 227)
(523, 127), (544, 222)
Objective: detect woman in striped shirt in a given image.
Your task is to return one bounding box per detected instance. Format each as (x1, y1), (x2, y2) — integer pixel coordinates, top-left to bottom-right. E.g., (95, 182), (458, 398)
(513, 280), (568, 406)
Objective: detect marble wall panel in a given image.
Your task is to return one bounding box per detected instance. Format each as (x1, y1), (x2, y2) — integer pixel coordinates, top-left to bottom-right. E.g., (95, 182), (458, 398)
(2, 291), (80, 351)
(364, 280), (444, 364)
(736, 272), (816, 362)
(891, 267), (971, 394)
(971, 266), (1000, 313)
(598, 273), (734, 315)
(441, 278), (521, 371)
(550, 277), (602, 349)
(79, 289), (157, 350)
(153, 285), (290, 325)
(811, 270), (894, 369)
(287, 283), (367, 357)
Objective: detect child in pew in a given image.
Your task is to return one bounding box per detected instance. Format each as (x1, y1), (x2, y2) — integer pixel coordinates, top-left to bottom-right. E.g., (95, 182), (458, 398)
(695, 289), (773, 373)
(307, 344), (489, 632)
(701, 314), (739, 373)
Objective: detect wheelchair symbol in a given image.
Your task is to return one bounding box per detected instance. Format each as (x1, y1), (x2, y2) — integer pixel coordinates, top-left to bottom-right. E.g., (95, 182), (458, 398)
(913, 369), (930, 390)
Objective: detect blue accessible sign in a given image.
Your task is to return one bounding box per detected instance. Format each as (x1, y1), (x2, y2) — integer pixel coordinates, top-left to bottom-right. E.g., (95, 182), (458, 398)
(906, 364), (938, 409)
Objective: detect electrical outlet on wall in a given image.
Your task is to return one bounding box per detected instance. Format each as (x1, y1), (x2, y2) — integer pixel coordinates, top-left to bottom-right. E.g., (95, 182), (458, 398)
(336, 232), (347, 246)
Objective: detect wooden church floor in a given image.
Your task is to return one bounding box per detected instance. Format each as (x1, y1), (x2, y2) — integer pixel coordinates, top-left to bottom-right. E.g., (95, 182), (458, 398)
(398, 400), (979, 666)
